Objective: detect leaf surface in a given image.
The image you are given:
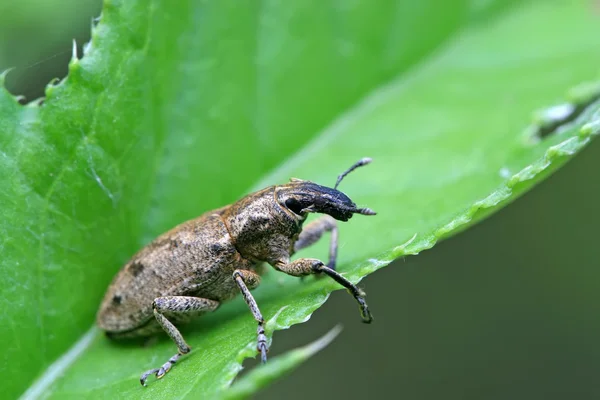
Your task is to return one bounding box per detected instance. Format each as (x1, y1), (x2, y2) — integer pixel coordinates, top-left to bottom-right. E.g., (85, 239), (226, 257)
(0, 0), (598, 399)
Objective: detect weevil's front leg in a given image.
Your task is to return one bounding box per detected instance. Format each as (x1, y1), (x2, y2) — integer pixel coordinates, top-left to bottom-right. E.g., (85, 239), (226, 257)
(275, 258), (372, 323)
(140, 296), (219, 386)
(294, 215), (339, 270)
(232, 269), (268, 363)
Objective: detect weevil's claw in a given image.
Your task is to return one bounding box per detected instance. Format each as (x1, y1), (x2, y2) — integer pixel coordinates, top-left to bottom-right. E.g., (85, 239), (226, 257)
(140, 368), (160, 386)
(259, 343), (268, 364)
(140, 353), (181, 386)
(357, 297), (373, 324)
(257, 324), (269, 363)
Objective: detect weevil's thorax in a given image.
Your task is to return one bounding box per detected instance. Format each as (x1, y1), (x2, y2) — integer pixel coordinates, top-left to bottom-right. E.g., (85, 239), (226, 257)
(222, 186), (305, 265)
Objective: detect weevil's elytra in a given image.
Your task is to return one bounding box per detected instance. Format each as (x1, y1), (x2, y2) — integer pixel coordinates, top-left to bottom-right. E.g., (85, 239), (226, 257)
(96, 158), (377, 386)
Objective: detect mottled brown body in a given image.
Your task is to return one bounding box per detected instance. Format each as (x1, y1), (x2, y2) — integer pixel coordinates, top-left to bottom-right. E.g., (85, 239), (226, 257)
(97, 158), (376, 386)
(97, 209), (254, 336)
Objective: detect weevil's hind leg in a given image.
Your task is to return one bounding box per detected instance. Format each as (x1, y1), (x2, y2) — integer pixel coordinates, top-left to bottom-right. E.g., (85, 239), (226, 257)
(294, 215), (339, 270)
(232, 270), (268, 363)
(140, 296), (220, 386)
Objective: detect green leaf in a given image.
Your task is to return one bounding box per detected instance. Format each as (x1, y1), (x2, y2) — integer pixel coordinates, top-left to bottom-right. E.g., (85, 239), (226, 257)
(1, 0), (599, 399)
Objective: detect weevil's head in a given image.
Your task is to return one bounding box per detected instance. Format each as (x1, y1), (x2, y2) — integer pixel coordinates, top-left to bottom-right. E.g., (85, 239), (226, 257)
(275, 158), (376, 222)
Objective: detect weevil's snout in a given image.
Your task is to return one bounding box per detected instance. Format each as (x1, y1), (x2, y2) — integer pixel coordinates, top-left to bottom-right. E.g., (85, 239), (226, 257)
(282, 183), (375, 222)
(312, 188), (356, 221)
(312, 188), (376, 221)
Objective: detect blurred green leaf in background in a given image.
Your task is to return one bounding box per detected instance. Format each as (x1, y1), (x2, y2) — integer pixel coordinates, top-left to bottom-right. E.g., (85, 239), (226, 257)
(1, 0), (599, 399)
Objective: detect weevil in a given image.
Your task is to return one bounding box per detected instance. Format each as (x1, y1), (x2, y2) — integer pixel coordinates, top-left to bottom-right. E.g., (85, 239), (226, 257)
(97, 158), (376, 386)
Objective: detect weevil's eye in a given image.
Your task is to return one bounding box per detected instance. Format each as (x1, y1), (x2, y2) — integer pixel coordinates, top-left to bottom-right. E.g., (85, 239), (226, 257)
(285, 198), (305, 215)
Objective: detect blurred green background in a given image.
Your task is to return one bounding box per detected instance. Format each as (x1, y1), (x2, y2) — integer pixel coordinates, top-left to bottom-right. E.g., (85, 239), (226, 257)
(2, 1), (599, 399)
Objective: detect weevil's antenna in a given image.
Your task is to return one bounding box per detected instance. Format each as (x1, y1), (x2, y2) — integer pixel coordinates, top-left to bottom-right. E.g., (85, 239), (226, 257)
(334, 157), (372, 190)
(337, 204), (377, 216)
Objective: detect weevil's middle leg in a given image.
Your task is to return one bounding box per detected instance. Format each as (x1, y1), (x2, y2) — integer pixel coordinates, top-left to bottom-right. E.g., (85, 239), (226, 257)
(232, 269), (268, 363)
(140, 296), (219, 386)
(294, 215), (339, 270)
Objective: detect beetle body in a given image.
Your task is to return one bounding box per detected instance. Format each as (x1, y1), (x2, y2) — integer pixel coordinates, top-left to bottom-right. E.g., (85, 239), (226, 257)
(97, 159), (376, 385)
(97, 208), (252, 336)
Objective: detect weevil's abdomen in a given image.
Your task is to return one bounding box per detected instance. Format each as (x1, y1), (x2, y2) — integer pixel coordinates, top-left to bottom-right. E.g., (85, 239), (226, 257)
(97, 210), (252, 335)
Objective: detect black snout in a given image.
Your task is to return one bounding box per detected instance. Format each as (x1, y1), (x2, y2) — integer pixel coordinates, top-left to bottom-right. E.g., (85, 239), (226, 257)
(304, 184), (358, 221)
(283, 182), (375, 221)
(312, 193), (354, 221)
